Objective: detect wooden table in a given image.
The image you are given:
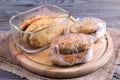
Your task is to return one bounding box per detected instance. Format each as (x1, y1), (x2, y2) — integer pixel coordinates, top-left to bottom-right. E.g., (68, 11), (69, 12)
(0, 0), (120, 80)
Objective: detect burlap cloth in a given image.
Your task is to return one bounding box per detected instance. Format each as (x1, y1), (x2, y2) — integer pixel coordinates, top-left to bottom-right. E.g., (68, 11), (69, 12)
(0, 28), (120, 80)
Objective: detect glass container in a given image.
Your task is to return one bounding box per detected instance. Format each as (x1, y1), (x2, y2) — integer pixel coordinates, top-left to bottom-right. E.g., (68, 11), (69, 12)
(9, 4), (70, 53)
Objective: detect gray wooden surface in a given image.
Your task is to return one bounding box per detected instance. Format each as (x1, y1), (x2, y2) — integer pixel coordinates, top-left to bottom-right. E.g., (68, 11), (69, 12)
(0, 0), (120, 80)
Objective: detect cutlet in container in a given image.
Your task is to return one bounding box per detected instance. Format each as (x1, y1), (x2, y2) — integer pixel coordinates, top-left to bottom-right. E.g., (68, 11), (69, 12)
(9, 4), (70, 53)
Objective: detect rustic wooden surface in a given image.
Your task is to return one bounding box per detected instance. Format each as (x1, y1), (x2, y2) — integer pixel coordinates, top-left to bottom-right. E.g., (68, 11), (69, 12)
(8, 32), (112, 78)
(0, 0), (120, 80)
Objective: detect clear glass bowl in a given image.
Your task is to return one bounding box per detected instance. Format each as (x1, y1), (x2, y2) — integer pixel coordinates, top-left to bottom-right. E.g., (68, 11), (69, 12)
(9, 4), (70, 53)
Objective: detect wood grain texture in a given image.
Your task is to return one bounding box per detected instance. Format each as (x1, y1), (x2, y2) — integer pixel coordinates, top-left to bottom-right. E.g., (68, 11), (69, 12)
(8, 33), (111, 78)
(1, 0), (120, 30)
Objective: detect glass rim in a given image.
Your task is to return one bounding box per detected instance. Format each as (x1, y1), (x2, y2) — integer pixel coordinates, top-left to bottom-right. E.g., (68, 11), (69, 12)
(9, 4), (70, 34)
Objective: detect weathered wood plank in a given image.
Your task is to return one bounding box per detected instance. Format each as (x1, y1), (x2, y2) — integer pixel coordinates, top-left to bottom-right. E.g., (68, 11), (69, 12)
(0, 22), (9, 30)
(0, 69), (26, 80)
(1, 0), (120, 6)
(0, 5), (120, 29)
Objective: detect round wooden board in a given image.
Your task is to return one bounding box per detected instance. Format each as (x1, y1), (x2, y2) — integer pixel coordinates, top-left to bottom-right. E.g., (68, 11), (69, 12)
(9, 33), (113, 78)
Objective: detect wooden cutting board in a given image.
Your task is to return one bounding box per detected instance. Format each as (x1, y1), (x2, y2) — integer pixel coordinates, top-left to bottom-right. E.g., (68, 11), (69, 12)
(8, 18), (113, 78)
